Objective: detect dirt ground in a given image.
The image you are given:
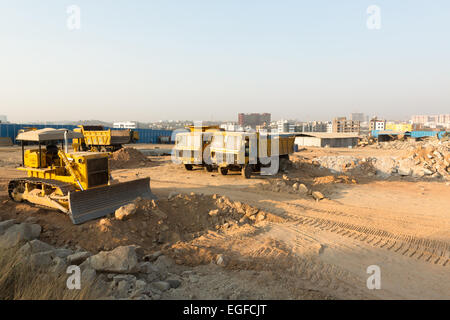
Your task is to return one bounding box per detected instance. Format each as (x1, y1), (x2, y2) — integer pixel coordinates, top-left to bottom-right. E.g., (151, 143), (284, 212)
(0, 144), (449, 300)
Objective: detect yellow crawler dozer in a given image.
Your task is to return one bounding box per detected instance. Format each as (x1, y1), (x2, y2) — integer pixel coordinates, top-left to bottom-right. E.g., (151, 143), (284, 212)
(8, 128), (156, 224)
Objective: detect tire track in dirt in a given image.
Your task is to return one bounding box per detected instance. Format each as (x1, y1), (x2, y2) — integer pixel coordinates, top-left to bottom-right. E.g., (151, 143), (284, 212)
(292, 215), (450, 267)
(151, 178), (450, 267)
(187, 227), (374, 299)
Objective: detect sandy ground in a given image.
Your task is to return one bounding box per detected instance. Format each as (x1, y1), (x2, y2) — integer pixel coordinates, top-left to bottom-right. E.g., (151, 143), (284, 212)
(0, 144), (449, 300)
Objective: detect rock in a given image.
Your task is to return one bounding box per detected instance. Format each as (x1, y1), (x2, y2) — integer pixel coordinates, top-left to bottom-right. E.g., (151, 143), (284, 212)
(297, 184), (308, 194)
(113, 274), (136, 283)
(135, 279), (147, 291)
(152, 281), (171, 292)
(0, 223), (41, 249)
(82, 268), (97, 284)
(312, 191), (325, 201)
(116, 280), (132, 298)
(153, 209), (168, 220)
(208, 209), (219, 217)
(168, 192), (178, 200)
(115, 203), (137, 221)
(67, 251), (92, 265)
(53, 248), (74, 259)
(166, 279), (181, 289)
(397, 159), (415, 176)
(256, 212), (266, 221)
(18, 239), (54, 255)
(282, 174), (289, 181)
(98, 218), (112, 232)
(398, 167), (412, 176)
(51, 256), (68, 274)
(292, 183), (299, 191)
(29, 251), (54, 269)
(0, 220), (16, 235)
(143, 251), (163, 262)
(423, 168), (434, 175)
(153, 255), (175, 271)
(138, 261), (159, 274)
(215, 254), (228, 266)
(89, 245), (139, 273)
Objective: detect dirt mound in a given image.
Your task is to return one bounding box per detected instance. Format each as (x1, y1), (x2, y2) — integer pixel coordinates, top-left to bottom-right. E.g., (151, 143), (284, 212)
(109, 147), (152, 169)
(0, 193), (277, 256)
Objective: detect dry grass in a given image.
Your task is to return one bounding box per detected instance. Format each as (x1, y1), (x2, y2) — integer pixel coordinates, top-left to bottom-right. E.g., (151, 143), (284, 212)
(0, 247), (101, 300)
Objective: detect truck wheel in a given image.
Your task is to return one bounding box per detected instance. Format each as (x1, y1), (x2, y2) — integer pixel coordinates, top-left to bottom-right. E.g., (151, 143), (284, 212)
(219, 167), (228, 175)
(280, 158), (290, 172)
(242, 165), (252, 179)
(184, 164), (193, 171)
(204, 165), (213, 172)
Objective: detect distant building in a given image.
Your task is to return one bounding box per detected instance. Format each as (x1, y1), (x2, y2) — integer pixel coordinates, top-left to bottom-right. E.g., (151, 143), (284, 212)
(369, 118), (386, 131)
(0, 115), (7, 123)
(300, 121), (329, 133)
(277, 120), (296, 133)
(113, 121), (138, 129)
(294, 132), (359, 148)
(332, 117), (360, 134)
(238, 113), (271, 128)
(350, 113), (367, 122)
(326, 122), (333, 133)
(411, 114), (450, 128)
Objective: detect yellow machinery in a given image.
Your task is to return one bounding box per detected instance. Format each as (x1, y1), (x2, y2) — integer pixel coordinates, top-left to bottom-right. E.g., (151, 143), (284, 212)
(210, 131), (295, 178)
(9, 128), (156, 224)
(174, 126), (222, 172)
(73, 125), (139, 152)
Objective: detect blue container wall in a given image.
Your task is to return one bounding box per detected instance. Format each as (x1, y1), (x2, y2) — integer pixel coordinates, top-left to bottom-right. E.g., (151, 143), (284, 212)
(371, 130), (447, 139)
(0, 124), (173, 145)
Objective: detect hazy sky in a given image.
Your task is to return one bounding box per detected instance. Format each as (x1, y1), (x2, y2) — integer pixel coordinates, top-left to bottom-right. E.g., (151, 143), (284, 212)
(1, 0), (449, 123)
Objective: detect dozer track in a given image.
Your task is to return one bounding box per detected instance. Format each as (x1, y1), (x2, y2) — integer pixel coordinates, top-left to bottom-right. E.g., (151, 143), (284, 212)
(8, 177), (157, 225)
(8, 177), (76, 198)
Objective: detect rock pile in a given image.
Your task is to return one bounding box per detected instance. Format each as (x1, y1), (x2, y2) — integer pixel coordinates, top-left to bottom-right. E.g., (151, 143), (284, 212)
(313, 140), (449, 181)
(0, 218), (183, 300)
(257, 175), (328, 201)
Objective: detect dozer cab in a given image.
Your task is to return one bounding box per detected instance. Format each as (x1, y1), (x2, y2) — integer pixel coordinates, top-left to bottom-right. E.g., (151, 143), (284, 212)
(8, 128), (156, 224)
(210, 131), (295, 178)
(174, 126), (222, 172)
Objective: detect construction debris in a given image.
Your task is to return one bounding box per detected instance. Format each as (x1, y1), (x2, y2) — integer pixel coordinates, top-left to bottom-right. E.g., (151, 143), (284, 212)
(312, 138), (449, 181)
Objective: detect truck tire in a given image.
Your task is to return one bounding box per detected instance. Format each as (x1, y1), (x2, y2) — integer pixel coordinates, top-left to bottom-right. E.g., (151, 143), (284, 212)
(280, 157), (290, 172)
(219, 167), (228, 175)
(184, 164), (193, 171)
(204, 165), (214, 172)
(242, 165), (252, 179)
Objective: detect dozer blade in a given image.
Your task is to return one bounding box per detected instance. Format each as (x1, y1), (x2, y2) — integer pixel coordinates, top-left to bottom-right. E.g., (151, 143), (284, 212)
(68, 177), (156, 225)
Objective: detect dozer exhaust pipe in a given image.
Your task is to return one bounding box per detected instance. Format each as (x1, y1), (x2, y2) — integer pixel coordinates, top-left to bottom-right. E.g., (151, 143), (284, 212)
(68, 177), (156, 224)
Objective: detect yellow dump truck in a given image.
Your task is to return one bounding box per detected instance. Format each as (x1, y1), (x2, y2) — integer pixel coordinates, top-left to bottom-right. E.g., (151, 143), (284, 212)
(9, 128), (155, 224)
(174, 126), (222, 171)
(210, 131), (295, 178)
(72, 125), (139, 152)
